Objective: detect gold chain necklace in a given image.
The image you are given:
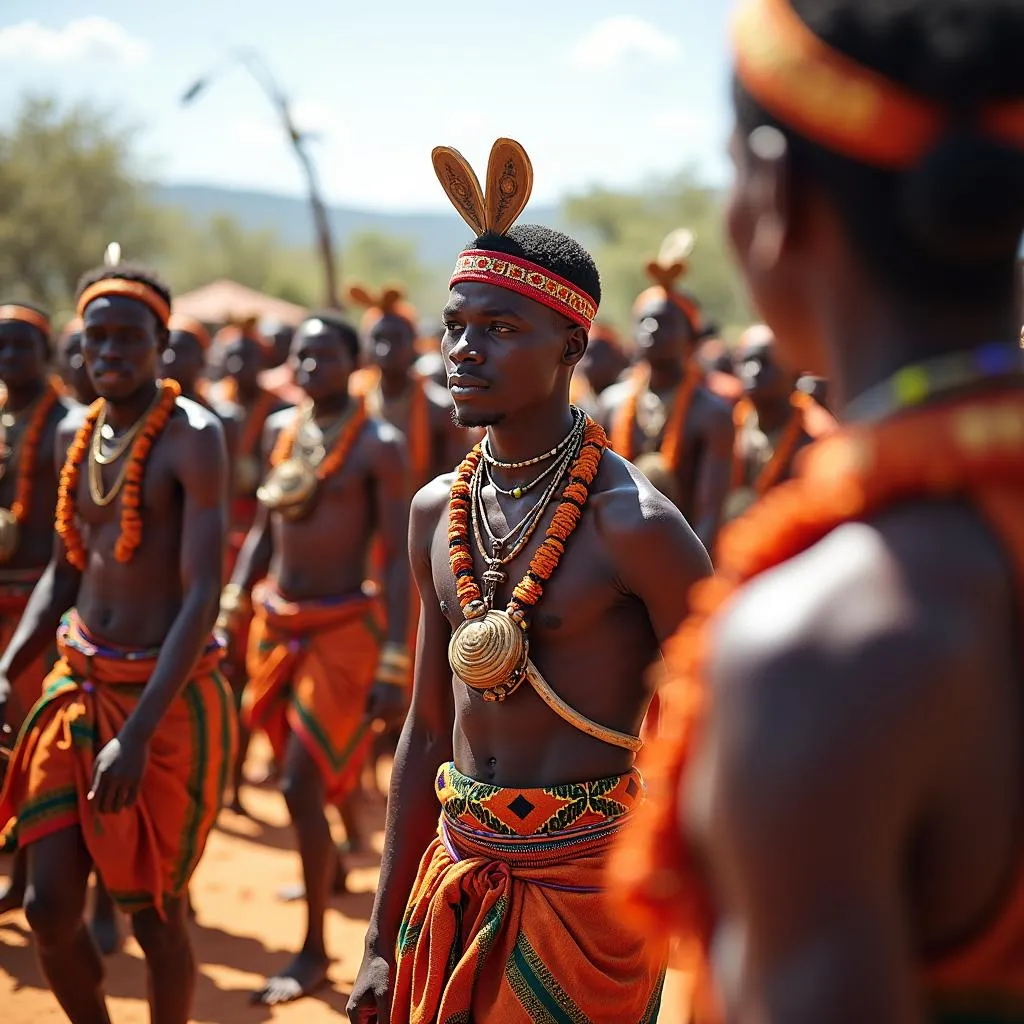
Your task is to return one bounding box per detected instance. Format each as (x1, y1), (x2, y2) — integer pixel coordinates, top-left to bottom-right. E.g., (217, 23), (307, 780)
(92, 404), (148, 465)
(88, 391), (163, 506)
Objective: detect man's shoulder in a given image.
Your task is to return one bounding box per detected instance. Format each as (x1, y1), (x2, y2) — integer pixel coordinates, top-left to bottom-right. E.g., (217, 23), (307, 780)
(174, 394), (223, 431)
(590, 448), (709, 568)
(706, 501), (1010, 794)
(265, 405), (297, 432)
(693, 384), (734, 428)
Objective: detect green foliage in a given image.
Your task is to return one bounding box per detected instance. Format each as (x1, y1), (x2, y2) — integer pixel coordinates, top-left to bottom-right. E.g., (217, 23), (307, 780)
(562, 169), (751, 338)
(0, 96), (165, 311)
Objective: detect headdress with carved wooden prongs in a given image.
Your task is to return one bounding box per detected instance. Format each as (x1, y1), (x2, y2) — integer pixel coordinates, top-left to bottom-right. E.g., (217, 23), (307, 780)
(345, 283), (418, 334)
(432, 137), (598, 330)
(634, 228), (704, 335)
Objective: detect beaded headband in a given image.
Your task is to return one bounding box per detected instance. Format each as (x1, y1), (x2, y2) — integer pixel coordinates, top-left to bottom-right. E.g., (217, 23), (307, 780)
(77, 279), (170, 327)
(214, 315), (269, 351)
(432, 138), (598, 330)
(346, 284), (418, 334)
(168, 313), (212, 351)
(0, 304), (51, 336)
(733, 0), (1024, 169)
(633, 229), (704, 334)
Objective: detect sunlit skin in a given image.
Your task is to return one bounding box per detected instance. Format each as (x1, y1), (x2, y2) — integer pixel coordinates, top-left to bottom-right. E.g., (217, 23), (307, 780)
(0, 292), (227, 1024)
(682, 120), (1023, 1022)
(228, 318), (409, 1005)
(347, 279), (711, 1022)
(579, 334), (630, 396)
(600, 294), (734, 549)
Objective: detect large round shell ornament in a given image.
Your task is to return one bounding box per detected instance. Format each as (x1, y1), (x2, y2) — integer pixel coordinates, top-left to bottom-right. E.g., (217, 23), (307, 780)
(256, 458), (317, 521)
(448, 608), (528, 702)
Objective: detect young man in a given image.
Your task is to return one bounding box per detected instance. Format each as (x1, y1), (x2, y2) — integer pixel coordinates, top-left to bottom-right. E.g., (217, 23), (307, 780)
(163, 314), (215, 410)
(0, 302), (75, 917)
(602, 245), (734, 550)
(55, 318), (98, 407)
(221, 312), (409, 1005)
(726, 322), (834, 519)
(619, 0), (1024, 1020)
(0, 266), (234, 1024)
(349, 285), (474, 487)
(211, 318), (291, 813)
(348, 138), (710, 1024)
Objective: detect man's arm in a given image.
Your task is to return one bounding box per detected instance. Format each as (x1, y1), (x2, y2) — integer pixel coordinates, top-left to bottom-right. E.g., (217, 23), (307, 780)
(0, 419), (83, 709)
(692, 401), (735, 552)
(119, 417), (227, 742)
(374, 428), (411, 648)
(349, 478), (455, 1022)
(600, 465), (712, 646)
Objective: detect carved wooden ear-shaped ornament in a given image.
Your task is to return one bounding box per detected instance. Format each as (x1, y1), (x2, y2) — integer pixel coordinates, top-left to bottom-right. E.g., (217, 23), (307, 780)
(484, 138), (534, 236)
(432, 146), (487, 236)
(432, 137), (534, 237)
(346, 284), (379, 310)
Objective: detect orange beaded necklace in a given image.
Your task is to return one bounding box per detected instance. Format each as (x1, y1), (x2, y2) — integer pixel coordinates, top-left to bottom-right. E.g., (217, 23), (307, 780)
(4, 379), (60, 525)
(611, 361), (703, 468)
(613, 385), (1024, 955)
(56, 379), (181, 570)
(268, 395), (368, 480)
(731, 390), (822, 495)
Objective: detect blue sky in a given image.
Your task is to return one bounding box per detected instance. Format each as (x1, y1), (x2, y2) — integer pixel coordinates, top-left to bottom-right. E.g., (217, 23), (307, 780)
(0, 2), (736, 212)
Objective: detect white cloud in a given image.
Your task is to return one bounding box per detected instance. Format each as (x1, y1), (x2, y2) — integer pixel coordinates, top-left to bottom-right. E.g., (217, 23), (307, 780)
(0, 18), (149, 65)
(568, 16), (679, 72)
(647, 109), (707, 135)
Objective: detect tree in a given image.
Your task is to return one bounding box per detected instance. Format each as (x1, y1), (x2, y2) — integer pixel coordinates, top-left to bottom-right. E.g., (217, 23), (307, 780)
(0, 96), (166, 311)
(563, 170), (751, 338)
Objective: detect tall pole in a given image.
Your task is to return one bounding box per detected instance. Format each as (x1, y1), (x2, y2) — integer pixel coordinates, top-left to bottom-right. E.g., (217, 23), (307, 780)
(182, 50), (341, 309)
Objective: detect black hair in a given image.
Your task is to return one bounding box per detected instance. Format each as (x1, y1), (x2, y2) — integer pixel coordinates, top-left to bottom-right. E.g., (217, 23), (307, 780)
(302, 310), (360, 362)
(465, 224), (602, 308)
(735, 0), (1024, 306)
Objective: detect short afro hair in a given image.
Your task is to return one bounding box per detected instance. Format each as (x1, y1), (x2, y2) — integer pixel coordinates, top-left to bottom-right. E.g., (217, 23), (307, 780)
(75, 264), (172, 330)
(735, 0), (1024, 306)
(464, 225), (601, 309)
(301, 310), (360, 362)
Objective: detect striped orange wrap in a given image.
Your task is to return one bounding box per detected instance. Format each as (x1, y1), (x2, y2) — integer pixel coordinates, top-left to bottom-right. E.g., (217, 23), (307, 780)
(243, 580), (382, 801)
(391, 762), (665, 1024)
(0, 611), (234, 916)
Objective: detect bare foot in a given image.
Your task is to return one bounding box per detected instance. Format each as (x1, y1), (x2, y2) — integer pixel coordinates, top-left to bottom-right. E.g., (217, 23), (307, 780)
(276, 856), (348, 902)
(251, 949), (330, 1005)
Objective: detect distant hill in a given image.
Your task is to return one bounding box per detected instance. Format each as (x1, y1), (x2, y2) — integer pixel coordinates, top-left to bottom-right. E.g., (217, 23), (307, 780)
(154, 184), (562, 266)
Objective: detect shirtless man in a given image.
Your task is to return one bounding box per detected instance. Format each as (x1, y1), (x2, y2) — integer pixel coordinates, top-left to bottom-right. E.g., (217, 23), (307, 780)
(726, 323), (834, 519)
(55, 318), (97, 406)
(222, 312), (409, 1004)
(0, 302), (75, 918)
(163, 315), (215, 410)
(212, 320), (290, 812)
(602, 263), (734, 550)
(620, 0), (1024, 1019)
(348, 138), (709, 1024)
(0, 266), (233, 1024)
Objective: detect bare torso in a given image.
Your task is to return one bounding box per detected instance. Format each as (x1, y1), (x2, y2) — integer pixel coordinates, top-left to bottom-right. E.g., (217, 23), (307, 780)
(265, 408), (397, 601)
(64, 398), (220, 646)
(420, 450), (706, 788)
(1, 396), (77, 571)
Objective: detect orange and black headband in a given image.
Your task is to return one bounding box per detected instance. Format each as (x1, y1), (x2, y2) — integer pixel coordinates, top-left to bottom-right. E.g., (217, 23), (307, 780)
(168, 313), (212, 351)
(0, 304), (51, 336)
(733, 0), (1024, 168)
(77, 279), (170, 327)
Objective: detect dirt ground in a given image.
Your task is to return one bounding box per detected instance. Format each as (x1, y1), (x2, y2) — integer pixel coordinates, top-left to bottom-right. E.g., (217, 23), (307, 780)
(1, 739), (688, 1023)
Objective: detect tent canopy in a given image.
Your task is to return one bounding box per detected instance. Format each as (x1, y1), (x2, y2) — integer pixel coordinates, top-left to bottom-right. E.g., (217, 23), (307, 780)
(173, 280), (307, 327)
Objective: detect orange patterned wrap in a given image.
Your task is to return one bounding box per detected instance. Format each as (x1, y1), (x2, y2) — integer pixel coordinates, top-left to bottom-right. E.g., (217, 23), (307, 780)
(77, 280), (170, 327)
(56, 380), (181, 569)
(612, 389), (1024, 1017)
(733, 0), (1024, 168)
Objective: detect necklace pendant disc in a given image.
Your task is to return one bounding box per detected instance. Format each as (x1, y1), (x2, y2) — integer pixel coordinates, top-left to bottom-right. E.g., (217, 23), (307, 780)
(448, 608), (528, 696)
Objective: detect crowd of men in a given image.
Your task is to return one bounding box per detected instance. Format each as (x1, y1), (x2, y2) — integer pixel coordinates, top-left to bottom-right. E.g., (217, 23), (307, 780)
(1, 0), (1023, 1021)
